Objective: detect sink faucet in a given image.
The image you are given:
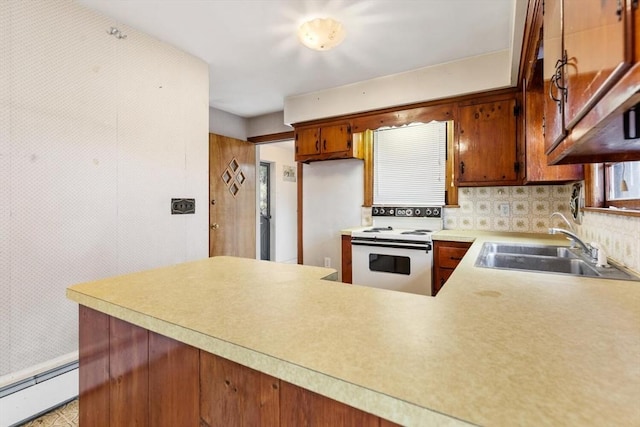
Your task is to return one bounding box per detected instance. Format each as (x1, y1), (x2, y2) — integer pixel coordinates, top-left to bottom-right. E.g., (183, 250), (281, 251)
(550, 212), (575, 232)
(548, 227), (595, 259)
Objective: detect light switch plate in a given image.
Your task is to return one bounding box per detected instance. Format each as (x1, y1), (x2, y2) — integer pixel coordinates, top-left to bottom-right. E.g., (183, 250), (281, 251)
(171, 198), (195, 214)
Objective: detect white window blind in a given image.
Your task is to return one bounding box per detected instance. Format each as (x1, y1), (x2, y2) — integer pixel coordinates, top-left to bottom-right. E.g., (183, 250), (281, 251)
(373, 121), (447, 205)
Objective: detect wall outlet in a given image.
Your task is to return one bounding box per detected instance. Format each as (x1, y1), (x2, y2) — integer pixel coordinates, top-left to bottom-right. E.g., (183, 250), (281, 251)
(498, 203), (510, 217)
(324, 257), (331, 268)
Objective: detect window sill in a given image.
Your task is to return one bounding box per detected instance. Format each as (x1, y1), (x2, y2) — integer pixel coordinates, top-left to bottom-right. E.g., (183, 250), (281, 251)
(583, 207), (640, 218)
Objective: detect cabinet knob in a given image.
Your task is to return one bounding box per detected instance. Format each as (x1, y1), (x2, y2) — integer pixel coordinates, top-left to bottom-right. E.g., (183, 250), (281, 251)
(210, 223), (219, 230)
(459, 161), (465, 175)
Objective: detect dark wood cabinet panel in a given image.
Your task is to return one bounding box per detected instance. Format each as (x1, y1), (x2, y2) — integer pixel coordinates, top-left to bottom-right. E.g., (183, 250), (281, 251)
(524, 61), (583, 183)
(544, 0), (640, 164)
(109, 317), (149, 427)
(457, 97), (520, 186)
(78, 307), (405, 426)
(341, 234), (352, 284)
(433, 241), (471, 296)
(543, 0), (566, 151)
(295, 127), (321, 157)
(295, 123), (358, 163)
(322, 123), (352, 153)
(200, 352), (280, 427)
(563, 0), (630, 129)
(149, 332), (200, 427)
(280, 381), (379, 427)
(79, 306), (110, 426)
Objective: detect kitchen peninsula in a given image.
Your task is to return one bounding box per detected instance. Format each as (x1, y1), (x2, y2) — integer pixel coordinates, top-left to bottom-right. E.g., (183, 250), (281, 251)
(67, 243), (640, 426)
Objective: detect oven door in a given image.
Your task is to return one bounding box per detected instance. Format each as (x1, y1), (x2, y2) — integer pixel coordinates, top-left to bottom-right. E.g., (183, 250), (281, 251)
(351, 238), (433, 296)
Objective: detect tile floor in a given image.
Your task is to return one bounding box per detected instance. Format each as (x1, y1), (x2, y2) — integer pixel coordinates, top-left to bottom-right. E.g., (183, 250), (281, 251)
(20, 399), (78, 427)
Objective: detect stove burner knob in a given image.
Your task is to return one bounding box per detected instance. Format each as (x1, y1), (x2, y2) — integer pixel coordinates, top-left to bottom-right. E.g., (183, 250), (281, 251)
(388, 209), (394, 215)
(414, 208), (421, 217)
(425, 208), (432, 216)
(379, 207), (385, 215)
(406, 208), (413, 216)
(373, 207), (379, 215)
(433, 208), (440, 217)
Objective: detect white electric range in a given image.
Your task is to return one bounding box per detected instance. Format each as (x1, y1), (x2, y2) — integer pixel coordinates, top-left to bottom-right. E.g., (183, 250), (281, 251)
(351, 206), (443, 296)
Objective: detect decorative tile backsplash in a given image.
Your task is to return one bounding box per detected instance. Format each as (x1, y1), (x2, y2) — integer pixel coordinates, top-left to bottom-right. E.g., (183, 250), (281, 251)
(443, 185), (574, 233)
(578, 211), (640, 273)
(443, 184), (640, 274)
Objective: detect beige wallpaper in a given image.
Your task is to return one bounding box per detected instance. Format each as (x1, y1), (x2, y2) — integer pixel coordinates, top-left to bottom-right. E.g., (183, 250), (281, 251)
(1, 1), (209, 380)
(443, 184), (640, 274)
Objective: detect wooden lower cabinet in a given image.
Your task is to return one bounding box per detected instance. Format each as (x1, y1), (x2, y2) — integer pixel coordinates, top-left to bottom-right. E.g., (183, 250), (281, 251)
(78, 306), (401, 426)
(341, 234), (352, 284)
(433, 241), (472, 296)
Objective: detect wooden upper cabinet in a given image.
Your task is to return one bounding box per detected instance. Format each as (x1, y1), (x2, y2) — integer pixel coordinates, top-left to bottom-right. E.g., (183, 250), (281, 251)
(562, 0), (629, 129)
(456, 96), (521, 186)
(524, 60), (584, 183)
(543, 0), (566, 151)
(545, 0), (629, 152)
(294, 123), (360, 163)
(544, 0), (640, 164)
(295, 127), (321, 157)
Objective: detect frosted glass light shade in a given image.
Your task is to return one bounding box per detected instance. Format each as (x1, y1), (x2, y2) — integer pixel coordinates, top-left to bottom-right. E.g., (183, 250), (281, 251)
(298, 18), (346, 51)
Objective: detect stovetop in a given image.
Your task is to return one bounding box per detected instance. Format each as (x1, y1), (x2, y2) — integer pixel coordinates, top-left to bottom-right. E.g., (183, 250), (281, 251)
(354, 205), (444, 241)
(352, 226), (438, 242)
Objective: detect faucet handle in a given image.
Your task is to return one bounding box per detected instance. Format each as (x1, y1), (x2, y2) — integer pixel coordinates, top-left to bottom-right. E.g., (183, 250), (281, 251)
(590, 242), (609, 267)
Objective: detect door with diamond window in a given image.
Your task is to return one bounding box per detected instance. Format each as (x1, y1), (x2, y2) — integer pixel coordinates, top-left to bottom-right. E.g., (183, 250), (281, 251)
(209, 134), (256, 258)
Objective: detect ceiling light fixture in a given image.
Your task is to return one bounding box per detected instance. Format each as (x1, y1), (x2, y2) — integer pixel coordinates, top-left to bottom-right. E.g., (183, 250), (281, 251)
(297, 17), (346, 51)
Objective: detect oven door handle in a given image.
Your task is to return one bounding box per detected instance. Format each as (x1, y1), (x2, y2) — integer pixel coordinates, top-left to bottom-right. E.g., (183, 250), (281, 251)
(351, 240), (432, 252)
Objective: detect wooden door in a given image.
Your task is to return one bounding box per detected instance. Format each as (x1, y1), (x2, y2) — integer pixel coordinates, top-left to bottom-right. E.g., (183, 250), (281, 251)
(457, 98), (519, 185)
(209, 134), (256, 258)
(563, 0), (631, 129)
(295, 127), (321, 157)
(321, 123), (352, 154)
(543, 0), (566, 152)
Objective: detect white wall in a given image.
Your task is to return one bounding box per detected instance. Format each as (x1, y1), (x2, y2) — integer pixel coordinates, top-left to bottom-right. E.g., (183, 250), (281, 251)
(0, 0), (208, 383)
(258, 141), (298, 264)
(210, 106), (248, 140)
(248, 111), (292, 137)
(302, 159), (364, 280)
(284, 51), (511, 124)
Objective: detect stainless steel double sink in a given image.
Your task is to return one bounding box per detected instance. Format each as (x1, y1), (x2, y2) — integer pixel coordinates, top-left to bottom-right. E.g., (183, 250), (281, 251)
(475, 242), (640, 281)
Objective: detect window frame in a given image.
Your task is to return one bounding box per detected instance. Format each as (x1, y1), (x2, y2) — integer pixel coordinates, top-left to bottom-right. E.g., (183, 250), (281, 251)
(585, 163), (640, 215)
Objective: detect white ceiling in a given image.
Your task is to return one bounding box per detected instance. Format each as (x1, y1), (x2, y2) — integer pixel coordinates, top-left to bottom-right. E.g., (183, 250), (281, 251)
(77, 0), (525, 118)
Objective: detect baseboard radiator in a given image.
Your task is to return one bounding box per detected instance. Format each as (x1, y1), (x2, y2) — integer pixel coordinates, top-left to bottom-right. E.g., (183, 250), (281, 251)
(0, 361), (78, 427)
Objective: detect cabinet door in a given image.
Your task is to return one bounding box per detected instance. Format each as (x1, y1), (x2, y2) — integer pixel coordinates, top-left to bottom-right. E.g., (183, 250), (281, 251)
(295, 127), (321, 157)
(457, 98), (519, 185)
(563, 0), (630, 129)
(543, 0), (566, 151)
(321, 123), (352, 154)
(524, 72), (583, 183)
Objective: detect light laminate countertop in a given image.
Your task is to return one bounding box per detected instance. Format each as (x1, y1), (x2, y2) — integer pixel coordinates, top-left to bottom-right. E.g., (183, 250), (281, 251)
(67, 232), (640, 426)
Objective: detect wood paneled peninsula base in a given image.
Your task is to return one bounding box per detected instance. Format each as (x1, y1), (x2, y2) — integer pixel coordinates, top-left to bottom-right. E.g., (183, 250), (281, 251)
(78, 306), (399, 426)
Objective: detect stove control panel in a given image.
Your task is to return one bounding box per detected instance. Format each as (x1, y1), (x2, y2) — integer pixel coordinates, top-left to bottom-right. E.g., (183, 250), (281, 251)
(371, 206), (442, 218)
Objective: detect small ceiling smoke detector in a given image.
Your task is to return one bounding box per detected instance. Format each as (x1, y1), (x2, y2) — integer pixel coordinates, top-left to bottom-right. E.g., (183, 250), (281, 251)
(297, 18), (346, 51)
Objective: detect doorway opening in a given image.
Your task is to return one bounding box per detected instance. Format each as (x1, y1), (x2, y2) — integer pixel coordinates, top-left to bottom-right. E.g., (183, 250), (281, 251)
(259, 162), (271, 260)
